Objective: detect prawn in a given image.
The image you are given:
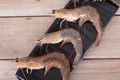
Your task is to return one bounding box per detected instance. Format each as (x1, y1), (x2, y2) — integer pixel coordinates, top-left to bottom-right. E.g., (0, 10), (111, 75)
(50, 5), (104, 47)
(12, 52), (70, 80)
(37, 28), (83, 67)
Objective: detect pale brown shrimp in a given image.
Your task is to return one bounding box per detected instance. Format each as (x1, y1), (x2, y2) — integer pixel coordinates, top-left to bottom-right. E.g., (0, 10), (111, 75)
(50, 5), (104, 47)
(37, 28), (83, 67)
(13, 52), (70, 80)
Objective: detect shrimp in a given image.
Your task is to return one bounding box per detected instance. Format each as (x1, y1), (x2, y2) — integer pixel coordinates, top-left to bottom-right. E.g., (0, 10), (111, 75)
(13, 52), (70, 80)
(50, 5), (104, 47)
(37, 28), (83, 67)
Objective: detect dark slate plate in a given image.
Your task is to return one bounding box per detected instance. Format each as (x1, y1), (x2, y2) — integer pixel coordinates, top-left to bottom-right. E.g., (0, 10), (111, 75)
(16, 0), (118, 80)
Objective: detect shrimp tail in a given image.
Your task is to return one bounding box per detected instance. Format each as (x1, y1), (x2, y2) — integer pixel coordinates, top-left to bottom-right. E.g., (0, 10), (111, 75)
(72, 38), (83, 68)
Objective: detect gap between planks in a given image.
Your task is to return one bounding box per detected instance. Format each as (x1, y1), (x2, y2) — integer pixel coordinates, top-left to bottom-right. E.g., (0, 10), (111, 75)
(1, 59), (120, 80)
(0, 14), (118, 18)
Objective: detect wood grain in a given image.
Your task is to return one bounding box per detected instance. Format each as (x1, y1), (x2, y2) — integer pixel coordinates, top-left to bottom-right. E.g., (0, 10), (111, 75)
(0, 16), (119, 59)
(0, 17), (55, 58)
(0, 0), (118, 17)
(85, 16), (120, 58)
(1, 59), (120, 80)
(0, 61), (17, 80)
(0, 0), (68, 17)
(71, 59), (120, 80)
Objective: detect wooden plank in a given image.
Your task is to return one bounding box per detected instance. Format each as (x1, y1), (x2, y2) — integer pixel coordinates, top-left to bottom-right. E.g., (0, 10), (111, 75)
(71, 59), (120, 80)
(0, 0), (119, 17)
(85, 16), (120, 58)
(0, 0), (68, 16)
(1, 59), (120, 80)
(0, 16), (120, 59)
(0, 17), (55, 58)
(0, 61), (17, 80)
(116, 8), (120, 15)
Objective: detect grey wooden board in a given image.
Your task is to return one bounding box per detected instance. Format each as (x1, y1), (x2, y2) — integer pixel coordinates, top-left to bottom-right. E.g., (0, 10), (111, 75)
(0, 0), (118, 16)
(71, 59), (120, 80)
(0, 0), (68, 16)
(1, 59), (120, 80)
(85, 16), (120, 58)
(0, 17), (54, 58)
(0, 16), (120, 59)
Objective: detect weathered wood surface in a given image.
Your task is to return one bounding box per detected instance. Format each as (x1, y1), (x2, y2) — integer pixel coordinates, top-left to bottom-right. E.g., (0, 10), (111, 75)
(85, 16), (120, 58)
(0, 0), (118, 17)
(0, 16), (119, 59)
(0, 0), (68, 17)
(0, 0), (120, 80)
(1, 59), (120, 80)
(71, 59), (120, 80)
(0, 16), (119, 80)
(0, 17), (54, 58)
(0, 61), (17, 80)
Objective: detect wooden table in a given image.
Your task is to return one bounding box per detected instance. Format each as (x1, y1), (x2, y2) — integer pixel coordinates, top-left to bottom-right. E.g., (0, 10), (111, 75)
(0, 0), (120, 80)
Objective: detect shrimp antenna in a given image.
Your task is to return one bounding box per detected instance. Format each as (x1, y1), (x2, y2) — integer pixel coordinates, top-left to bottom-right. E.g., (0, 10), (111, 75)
(0, 58), (16, 60)
(0, 58), (19, 63)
